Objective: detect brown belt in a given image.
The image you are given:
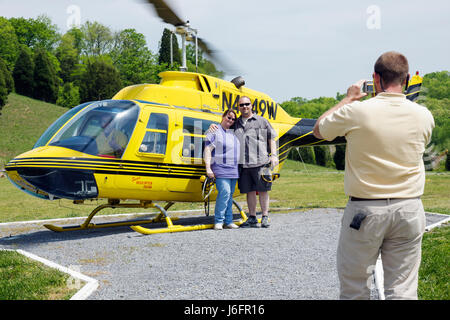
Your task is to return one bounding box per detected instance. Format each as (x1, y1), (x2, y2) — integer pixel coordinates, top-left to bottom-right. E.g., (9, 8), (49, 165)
(349, 196), (419, 201)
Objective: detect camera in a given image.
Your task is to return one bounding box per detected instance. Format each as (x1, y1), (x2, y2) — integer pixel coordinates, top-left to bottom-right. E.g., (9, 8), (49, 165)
(362, 80), (374, 94)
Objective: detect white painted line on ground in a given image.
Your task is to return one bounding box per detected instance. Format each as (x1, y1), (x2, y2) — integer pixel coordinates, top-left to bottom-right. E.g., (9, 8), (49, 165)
(425, 215), (450, 232)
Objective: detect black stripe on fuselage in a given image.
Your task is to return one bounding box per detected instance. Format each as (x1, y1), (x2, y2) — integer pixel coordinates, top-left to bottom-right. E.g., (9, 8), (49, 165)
(277, 118), (346, 159)
(6, 157), (206, 179)
(7, 157), (204, 170)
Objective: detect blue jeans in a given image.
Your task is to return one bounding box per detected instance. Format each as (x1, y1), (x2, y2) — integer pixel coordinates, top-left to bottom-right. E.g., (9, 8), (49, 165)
(214, 178), (237, 225)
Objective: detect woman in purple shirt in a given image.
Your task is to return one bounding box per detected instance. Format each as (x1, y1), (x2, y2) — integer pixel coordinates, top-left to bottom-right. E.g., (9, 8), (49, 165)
(204, 109), (240, 230)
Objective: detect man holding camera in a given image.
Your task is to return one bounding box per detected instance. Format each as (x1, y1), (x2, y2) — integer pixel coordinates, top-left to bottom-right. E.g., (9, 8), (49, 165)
(313, 51), (434, 299)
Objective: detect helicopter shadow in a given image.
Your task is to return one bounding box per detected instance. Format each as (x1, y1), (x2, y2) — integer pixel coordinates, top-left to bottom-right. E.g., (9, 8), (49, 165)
(0, 213), (241, 247)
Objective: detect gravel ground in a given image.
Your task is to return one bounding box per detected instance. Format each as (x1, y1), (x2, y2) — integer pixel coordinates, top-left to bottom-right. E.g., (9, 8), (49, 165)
(0, 209), (447, 300)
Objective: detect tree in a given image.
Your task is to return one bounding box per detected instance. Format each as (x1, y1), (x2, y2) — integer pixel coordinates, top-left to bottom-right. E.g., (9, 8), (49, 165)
(12, 46), (34, 97)
(335, 92), (346, 101)
(80, 21), (114, 58)
(333, 145), (346, 170)
(185, 43), (224, 78)
(186, 43), (204, 67)
(0, 17), (19, 70)
(314, 146), (332, 167)
(446, 153), (450, 171)
(56, 32), (80, 83)
(0, 57), (14, 94)
(280, 100), (301, 117)
(110, 28), (157, 86)
(33, 47), (59, 103)
(56, 82), (80, 108)
(422, 71), (450, 100)
(419, 71), (450, 155)
(158, 28), (181, 66)
(9, 15), (60, 51)
(66, 27), (84, 55)
(421, 97), (449, 152)
(288, 146), (315, 164)
(79, 59), (122, 102)
(280, 96), (337, 118)
(0, 63), (8, 111)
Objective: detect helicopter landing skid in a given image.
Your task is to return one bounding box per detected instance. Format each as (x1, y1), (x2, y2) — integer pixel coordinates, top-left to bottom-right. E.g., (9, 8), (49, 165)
(131, 200), (248, 235)
(43, 200), (178, 232)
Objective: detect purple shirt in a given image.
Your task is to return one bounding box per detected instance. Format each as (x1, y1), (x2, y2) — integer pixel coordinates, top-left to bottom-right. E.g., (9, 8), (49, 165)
(205, 126), (240, 178)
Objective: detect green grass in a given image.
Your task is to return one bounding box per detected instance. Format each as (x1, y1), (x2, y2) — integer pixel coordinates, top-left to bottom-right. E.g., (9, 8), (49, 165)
(0, 250), (79, 300)
(418, 224), (450, 300)
(0, 93), (69, 165)
(271, 160), (450, 216)
(271, 161), (348, 209)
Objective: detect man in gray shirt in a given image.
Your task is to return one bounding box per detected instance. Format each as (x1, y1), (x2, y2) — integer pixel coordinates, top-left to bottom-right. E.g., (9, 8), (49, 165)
(235, 96), (278, 228)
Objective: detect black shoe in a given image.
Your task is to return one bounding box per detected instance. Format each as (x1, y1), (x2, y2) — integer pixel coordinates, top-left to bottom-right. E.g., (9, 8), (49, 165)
(240, 215), (259, 228)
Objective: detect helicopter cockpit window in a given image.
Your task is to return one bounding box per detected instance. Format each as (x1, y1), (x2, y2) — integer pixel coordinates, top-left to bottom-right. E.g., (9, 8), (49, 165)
(139, 113), (168, 155)
(182, 117), (218, 159)
(48, 100), (139, 158)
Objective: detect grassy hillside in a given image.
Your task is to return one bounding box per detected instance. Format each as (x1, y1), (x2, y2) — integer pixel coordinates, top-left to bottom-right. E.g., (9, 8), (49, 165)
(0, 93), (68, 164)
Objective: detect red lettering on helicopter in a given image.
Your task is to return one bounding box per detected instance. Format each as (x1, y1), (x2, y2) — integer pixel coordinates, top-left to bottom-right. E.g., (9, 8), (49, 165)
(137, 181), (152, 189)
(132, 177), (152, 189)
(222, 92), (278, 120)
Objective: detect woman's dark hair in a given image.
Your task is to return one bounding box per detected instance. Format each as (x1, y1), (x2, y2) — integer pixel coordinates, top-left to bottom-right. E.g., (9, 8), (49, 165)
(222, 109), (237, 119)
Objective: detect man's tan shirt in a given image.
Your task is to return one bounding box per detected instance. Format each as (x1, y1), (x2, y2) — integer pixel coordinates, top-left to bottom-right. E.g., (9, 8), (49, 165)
(319, 92), (434, 198)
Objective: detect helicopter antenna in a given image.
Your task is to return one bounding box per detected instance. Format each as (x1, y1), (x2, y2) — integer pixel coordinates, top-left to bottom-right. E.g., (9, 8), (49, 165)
(195, 29), (198, 72)
(170, 31), (173, 67)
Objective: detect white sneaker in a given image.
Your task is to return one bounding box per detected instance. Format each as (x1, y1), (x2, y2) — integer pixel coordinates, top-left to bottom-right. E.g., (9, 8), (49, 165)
(224, 223), (239, 229)
(214, 223), (223, 230)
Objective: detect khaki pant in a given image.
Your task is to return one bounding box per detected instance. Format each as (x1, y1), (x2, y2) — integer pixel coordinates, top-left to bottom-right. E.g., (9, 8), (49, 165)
(337, 198), (425, 300)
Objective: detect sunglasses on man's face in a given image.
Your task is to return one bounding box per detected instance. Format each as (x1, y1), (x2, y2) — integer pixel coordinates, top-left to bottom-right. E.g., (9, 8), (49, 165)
(239, 102), (251, 107)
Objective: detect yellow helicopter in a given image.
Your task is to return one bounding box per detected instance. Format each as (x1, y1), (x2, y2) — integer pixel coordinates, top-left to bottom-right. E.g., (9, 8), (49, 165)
(3, 1), (422, 235)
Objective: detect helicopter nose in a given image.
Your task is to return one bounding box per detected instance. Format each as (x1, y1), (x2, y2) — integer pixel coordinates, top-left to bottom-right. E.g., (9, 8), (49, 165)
(5, 147), (99, 200)
(14, 166), (98, 200)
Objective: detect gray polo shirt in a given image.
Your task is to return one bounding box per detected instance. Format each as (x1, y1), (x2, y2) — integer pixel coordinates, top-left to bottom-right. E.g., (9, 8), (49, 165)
(233, 114), (277, 168)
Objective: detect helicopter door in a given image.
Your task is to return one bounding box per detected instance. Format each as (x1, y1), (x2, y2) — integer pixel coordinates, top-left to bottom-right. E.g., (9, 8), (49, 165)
(137, 112), (169, 156)
(167, 113), (218, 193)
(126, 110), (170, 195)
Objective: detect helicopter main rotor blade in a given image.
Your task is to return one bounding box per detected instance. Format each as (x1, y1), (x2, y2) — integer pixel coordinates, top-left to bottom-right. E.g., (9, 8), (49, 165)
(196, 36), (215, 58)
(145, 0), (240, 75)
(196, 36), (238, 75)
(145, 0), (186, 26)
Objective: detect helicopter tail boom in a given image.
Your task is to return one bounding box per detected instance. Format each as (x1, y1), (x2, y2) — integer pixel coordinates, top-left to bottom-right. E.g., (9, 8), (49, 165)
(277, 118), (346, 163)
